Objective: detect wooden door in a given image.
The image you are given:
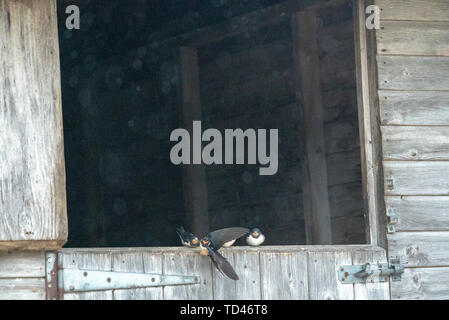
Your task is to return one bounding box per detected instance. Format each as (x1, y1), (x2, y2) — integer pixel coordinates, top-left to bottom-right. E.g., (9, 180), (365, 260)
(49, 245), (389, 300)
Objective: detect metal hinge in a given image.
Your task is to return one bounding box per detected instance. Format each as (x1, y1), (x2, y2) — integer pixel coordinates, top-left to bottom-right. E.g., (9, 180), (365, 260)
(338, 257), (404, 284)
(386, 208), (399, 233)
(45, 252), (200, 299)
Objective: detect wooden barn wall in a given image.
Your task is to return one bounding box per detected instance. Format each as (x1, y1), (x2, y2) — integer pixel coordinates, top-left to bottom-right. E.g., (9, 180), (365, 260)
(375, 0), (449, 300)
(59, 246), (388, 300)
(316, 2), (365, 244)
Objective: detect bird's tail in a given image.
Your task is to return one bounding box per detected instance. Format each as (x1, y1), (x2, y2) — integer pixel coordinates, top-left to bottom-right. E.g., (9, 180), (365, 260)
(176, 226), (186, 237)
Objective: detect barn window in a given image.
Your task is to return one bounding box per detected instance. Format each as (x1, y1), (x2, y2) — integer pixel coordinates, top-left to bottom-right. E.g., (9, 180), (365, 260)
(59, 0), (377, 248)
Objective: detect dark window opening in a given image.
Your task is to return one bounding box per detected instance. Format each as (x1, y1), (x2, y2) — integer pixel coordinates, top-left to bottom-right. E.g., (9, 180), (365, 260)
(58, 0), (365, 248)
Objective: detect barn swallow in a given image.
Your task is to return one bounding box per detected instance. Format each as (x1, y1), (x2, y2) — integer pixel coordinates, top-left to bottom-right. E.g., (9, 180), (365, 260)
(246, 228), (265, 246)
(200, 227), (249, 280)
(176, 226), (199, 247)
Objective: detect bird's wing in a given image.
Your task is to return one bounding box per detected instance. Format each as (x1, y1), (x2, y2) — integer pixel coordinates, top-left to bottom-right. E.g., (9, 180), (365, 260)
(209, 227), (250, 250)
(206, 246), (239, 280)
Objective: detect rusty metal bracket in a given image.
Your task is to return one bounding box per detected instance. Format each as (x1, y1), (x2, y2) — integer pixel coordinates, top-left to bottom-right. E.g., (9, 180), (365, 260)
(386, 208), (399, 233)
(45, 252), (59, 300)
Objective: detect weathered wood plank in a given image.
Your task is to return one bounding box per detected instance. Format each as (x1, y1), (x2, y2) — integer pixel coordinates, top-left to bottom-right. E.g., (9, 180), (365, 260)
(384, 161), (449, 195)
(376, 0), (449, 22)
(379, 91), (449, 125)
(260, 251), (308, 299)
(213, 249), (261, 300)
(163, 250), (213, 300)
(388, 231), (449, 267)
(378, 56), (449, 91)
(0, 251), (45, 278)
(62, 251), (113, 300)
(352, 250), (389, 300)
(111, 252), (146, 300)
(179, 47), (209, 237)
(307, 250), (354, 299)
(385, 196), (449, 231)
(382, 126), (449, 160)
(391, 267), (449, 300)
(377, 21), (449, 56)
(142, 252), (164, 300)
(0, 0), (67, 248)
(0, 278), (45, 300)
(293, 10), (332, 244)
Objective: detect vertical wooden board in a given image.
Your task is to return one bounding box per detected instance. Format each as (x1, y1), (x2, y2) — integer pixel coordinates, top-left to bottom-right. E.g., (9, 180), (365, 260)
(375, 0), (449, 22)
(383, 161), (449, 195)
(179, 47), (209, 237)
(0, 251), (45, 278)
(353, 249), (389, 300)
(391, 267), (449, 300)
(382, 126), (449, 160)
(212, 249), (261, 300)
(0, 0), (67, 246)
(377, 21), (449, 56)
(388, 231), (449, 267)
(163, 251), (213, 300)
(385, 196), (449, 231)
(307, 251), (353, 300)
(379, 91), (449, 125)
(260, 251), (308, 300)
(0, 278), (46, 300)
(293, 10), (332, 245)
(211, 250), (237, 299)
(62, 250), (113, 300)
(142, 252), (163, 300)
(378, 56), (449, 91)
(111, 251), (146, 300)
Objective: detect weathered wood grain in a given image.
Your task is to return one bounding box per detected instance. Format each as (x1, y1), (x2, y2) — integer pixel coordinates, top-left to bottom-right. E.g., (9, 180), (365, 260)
(377, 21), (449, 56)
(378, 56), (449, 91)
(260, 251), (308, 299)
(213, 249), (261, 300)
(62, 250), (113, 300)
(0, 251), (45, 278)
(163, 250), (212, 300)
(379, 91), (449, 125)
(293, 10), (332, 244)
(307, 250), (354, 300)
(382, 126), (449, 160)
(142, 252), (164, 300)
(0, 278), (45, 300)
(376, 0), (449, 22)
(0, 0), (67, 249)
(388, 231), (449, 267)
(111, 252), (146, 300)
(385, 196), (449, 231)
(391, 267), (449, 300)
(352, 249), (389, 300)
(383, 161), (449, 195)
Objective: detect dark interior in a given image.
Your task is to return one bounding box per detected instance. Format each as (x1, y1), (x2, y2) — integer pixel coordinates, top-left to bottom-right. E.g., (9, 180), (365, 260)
(58, 0), (365, 247)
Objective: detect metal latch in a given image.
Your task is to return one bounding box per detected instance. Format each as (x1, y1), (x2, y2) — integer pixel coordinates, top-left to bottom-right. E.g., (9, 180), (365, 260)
(46, 252), (200, 298)
(338, 257), (404, 284)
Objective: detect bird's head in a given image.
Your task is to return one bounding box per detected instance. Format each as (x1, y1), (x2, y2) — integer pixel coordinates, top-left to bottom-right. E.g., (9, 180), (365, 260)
(191, 236), (199, 246)
(250, 228), (262, 238)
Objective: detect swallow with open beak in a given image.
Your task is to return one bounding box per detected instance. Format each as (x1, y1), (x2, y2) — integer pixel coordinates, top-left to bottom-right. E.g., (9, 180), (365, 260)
(246, 228), (265, 246)
(176, 226), (199, 247)
(200, 227), (249, 280)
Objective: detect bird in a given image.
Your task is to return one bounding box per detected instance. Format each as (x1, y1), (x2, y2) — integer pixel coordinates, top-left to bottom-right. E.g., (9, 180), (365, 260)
(200, 227), (249, 280)
(176, 226), (199, 248)
(246, 228), (265, 246)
